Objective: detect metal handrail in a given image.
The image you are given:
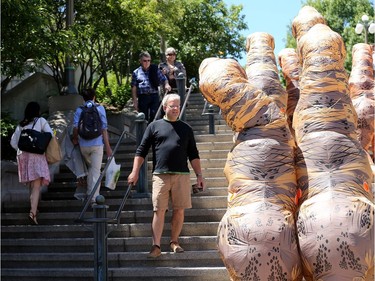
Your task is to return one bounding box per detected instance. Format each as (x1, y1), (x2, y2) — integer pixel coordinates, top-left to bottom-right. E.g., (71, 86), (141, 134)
(201, 98), (221, 116)
(80, 184), (133, 227)
(201, 97), (220, 134)
(153, 77), (197, 122)
(75, 129), (135, 224)
(179, 78), (197, 119)
(154, 91), (169, 121)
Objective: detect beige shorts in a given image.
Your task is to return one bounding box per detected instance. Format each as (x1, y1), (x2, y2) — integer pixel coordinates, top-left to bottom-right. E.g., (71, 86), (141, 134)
(152, 174), (192, 211)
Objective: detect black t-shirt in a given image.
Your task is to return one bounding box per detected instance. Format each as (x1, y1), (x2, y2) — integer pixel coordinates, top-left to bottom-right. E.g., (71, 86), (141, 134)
(135, 118), (200, 173)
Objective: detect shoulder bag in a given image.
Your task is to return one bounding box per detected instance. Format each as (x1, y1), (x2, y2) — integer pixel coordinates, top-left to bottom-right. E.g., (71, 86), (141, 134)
(18, 118), (52, 154)
(46, 135), (62, 164)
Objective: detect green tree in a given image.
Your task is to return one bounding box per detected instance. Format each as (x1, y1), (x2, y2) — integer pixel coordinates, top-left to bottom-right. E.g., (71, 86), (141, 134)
(168, 0), (248, 79)
(2, 0), (59, 92)
(1, 0), (247, 108)
(285, 0), (373, 72)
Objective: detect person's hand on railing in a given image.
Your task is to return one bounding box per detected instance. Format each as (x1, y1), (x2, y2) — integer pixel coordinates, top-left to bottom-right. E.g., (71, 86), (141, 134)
(127, 171), (139, 186)
(189, 77), (197, 88)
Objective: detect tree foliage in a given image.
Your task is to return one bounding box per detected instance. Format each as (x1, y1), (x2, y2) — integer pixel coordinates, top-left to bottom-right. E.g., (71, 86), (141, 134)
(285, 0), (373, 72)
(1, 0), (247, 107)
(170, 0), (247, 79)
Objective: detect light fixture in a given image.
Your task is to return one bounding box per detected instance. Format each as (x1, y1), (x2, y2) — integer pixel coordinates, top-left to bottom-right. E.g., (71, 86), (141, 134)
(355, 14), (374, 44)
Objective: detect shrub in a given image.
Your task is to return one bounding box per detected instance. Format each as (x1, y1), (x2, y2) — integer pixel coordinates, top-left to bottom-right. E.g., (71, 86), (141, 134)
(96, 73), (132, 110)
(1, 113), (18, 160)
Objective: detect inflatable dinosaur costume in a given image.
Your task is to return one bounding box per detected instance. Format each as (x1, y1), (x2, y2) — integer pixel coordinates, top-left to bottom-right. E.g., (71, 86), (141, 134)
(199, 5), (374, 281)
(199, 32), (303, 281)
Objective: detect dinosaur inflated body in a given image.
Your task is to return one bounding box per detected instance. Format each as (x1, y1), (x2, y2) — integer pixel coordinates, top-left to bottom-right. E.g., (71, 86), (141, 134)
(199, 32), (303, 281)
(292, 7), (374, 280)
(199, 5), (374, 281)
(278, 48), (300, 136)
(348, 43), (375, 158)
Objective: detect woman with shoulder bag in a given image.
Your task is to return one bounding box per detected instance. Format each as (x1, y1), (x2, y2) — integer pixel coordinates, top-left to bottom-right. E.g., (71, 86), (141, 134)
(10, 102), (53, 225)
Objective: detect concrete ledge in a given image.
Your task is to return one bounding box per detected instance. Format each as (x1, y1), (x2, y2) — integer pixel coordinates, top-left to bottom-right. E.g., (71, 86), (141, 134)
(1, 161), (29, 203)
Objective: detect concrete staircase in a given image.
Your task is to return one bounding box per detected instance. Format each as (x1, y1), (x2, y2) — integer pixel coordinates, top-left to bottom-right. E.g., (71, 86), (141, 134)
(1, 92), (233, 281)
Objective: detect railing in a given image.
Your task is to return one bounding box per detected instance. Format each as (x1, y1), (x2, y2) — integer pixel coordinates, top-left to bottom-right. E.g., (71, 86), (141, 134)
(76, 129), (135, 223)
(132, 113), (149, 197)
(180, 78), (197, 119)
(201, 99), (220, 134)
(75, 128), (137, 281)
(153, 76), (197, 122)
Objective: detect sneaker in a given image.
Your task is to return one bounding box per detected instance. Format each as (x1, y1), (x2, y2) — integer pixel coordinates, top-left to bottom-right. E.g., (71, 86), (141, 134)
(147, 245), (161, 258)
(170, 241), (184, 253)
(74, 182), (87, 201)
(74, 192), (86, 201)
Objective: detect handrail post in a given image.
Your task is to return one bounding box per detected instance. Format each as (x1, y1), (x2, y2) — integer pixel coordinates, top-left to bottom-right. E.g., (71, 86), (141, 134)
(208, 105), (215, 134)
(93, 195), (108, 281)
(176, 73), (186, 121)
(133, 113), (150, 198)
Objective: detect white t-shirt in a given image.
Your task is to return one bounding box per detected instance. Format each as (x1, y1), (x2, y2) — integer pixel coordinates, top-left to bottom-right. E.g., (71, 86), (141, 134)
(10, 117), (53, 152)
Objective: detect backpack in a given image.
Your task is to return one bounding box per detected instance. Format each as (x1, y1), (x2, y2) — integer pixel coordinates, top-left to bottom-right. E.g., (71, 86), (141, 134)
(78, 103), (102, 139)
(148, 64), (159, 89)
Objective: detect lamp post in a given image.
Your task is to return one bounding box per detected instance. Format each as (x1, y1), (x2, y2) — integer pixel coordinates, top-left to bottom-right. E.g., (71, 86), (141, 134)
(355, 14), (375, 44)
(63, 0), (78, 95)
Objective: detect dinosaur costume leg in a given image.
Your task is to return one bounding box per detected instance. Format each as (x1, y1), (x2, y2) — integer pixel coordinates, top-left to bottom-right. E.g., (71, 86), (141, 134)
(199, 32), (302, 281)
(348, 43), (375, 160)
(291, 6), (374, 281)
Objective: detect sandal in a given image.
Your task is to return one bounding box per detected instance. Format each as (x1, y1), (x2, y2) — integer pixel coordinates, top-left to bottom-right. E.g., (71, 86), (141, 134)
(29, 211), (38, 225)
(77, 177), (87, 187)
(170, 241), (184, 253)
(147, 245), (161, 258)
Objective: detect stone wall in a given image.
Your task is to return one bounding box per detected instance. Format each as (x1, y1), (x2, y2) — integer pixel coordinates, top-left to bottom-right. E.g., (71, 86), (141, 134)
(2, 73), (60, 121)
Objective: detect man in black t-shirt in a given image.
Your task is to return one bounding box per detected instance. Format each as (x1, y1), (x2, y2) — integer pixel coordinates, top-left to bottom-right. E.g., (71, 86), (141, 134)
(128, 93), (205, 258)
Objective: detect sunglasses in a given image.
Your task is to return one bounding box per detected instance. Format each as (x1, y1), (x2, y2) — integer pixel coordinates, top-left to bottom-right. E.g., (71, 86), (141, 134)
(167, 105), (180, 109)
(142, 59), (151, 62)
(166, 53), (176, 56)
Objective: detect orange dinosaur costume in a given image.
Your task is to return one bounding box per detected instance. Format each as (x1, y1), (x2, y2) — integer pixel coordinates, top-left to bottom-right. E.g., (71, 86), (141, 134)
(199, 5), (374, 281)
(199, 32), (303, 281)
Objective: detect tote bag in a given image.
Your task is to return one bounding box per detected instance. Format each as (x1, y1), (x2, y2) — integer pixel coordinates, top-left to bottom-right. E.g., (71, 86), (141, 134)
(18, 119), (52, 154)
(105, 157), (121, 190)
(46, 136), (62, 164)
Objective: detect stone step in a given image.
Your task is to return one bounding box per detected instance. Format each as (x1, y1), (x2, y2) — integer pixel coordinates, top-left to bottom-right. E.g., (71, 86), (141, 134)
(1, 207), (227, 226)
(192, 124), (232, 133)
(1, 266), (230, 281)
(46, 176), (228, 192)
(1, 222), (221, 239)
(199, 158), (228, 168)
(196, 141), (233, 150)
(52, 167), (228, 183)
(1, 235), (219, 253)
(42, 186), (228, 203)
(195, 133), (233, 142)
(105, 149), (229, 162)
(1, 250), (225, 268)
(110, 127), (233, 146)
(2, 195), (227, 214)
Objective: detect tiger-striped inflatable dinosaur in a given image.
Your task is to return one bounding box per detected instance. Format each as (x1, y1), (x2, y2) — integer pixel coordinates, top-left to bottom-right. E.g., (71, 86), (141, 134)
(199, 5), (374, 281)
(348, 43), (374, 160)
(292, 6), (374, 280)
(199, 32), (303, 281)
